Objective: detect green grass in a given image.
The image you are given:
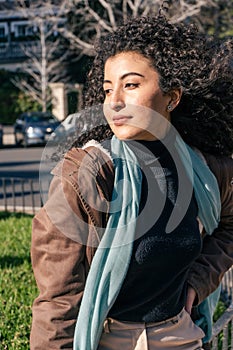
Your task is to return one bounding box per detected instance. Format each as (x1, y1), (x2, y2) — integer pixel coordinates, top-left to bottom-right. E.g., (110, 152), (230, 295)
(0, 212), (38, 350)
(213, 300), (227, 323)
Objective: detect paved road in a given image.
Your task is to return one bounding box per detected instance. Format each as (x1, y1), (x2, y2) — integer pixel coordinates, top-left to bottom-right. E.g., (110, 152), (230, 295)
(0, 146), (44, 178)
(0, 146), (45, 212)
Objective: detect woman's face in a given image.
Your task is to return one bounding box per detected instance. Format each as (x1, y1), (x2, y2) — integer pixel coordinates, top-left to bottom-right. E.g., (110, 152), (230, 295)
(103, 51), (180, 141)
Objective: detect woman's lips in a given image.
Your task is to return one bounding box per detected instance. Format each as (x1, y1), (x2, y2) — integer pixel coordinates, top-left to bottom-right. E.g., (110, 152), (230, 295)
(112, 115), (132, 126)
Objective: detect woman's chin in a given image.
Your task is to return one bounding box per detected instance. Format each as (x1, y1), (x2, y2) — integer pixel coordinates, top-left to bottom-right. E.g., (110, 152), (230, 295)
(109, 125), (151, 141)
(112, 130), (156, 141)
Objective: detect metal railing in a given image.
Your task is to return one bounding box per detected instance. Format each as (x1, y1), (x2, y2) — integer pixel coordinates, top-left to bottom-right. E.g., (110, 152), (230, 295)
(211, 267), (233, 349)
(0, 177), (42, 214)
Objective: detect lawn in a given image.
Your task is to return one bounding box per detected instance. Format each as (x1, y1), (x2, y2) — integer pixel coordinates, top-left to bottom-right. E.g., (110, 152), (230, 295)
(0, 212), (38, 350)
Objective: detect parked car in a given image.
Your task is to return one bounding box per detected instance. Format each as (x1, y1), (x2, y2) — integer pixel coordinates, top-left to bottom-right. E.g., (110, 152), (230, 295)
(0, 124), (3, 148)
(62, 113), (82, 135)
(61, 112), (91, 137)
(14, 112), (61, 147)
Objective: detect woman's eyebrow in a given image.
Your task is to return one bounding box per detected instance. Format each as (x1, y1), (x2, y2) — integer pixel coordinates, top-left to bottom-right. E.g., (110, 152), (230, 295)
(103, 72), (145, 84)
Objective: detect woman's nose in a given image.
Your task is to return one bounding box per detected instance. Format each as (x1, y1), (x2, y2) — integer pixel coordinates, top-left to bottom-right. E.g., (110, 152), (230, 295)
(109, 90), (125, 111)
(110, 101), (125, 112)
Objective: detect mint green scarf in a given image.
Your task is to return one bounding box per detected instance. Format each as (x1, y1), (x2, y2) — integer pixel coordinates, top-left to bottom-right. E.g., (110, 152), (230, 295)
(73, 135), (221, 350)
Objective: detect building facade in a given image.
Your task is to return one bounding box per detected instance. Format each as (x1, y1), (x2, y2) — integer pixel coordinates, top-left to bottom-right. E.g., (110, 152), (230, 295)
(0, 0), (65, 71)
(0, 0), (81, 120)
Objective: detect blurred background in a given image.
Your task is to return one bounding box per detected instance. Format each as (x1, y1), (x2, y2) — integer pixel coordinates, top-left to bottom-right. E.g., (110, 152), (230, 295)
(0, 0), (232, 147)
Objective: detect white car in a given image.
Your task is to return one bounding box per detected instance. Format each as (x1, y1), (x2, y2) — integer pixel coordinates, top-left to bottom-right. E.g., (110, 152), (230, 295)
(62, 113), (80, 134)
(49, 113), (84, 146)
(61, 113), (88, 136)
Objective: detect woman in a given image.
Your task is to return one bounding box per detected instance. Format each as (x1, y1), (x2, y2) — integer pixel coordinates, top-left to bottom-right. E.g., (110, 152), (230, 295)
(30, 15), (233, 350)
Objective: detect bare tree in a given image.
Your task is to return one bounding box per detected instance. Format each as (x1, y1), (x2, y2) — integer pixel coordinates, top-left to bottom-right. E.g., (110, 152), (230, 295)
(193, 0), (233, 37)
(10, 0), (230, 113)
(61, 0), (216, 58)
(12, 0), (69, 112)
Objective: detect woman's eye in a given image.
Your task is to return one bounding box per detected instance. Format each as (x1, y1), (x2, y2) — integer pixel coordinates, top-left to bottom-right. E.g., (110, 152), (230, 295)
(125, 83), (139, 89)
(104, 89), (112, 95)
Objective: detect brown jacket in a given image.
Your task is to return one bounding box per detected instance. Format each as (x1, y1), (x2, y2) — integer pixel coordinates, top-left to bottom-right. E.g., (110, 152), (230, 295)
(30, 145), (233, 349)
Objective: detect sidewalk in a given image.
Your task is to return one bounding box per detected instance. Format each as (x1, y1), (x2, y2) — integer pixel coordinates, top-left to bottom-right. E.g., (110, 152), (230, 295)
(3, 125), (14, 146)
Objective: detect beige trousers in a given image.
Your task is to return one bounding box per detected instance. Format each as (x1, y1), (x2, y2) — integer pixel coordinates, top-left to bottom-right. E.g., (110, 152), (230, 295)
(98, 308), (205, 350)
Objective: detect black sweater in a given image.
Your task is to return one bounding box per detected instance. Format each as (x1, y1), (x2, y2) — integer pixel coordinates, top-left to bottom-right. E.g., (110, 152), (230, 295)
(108, 135), (202, 323)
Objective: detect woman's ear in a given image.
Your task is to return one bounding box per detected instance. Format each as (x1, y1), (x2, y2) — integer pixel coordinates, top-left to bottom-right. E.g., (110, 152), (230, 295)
(167, 88), (182, 111)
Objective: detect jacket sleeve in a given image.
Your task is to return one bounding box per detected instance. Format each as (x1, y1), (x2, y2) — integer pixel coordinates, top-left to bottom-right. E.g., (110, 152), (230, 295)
(30, 174), (89, 349)
(30, 146), (114, 349)
(187, 155), (233, 304)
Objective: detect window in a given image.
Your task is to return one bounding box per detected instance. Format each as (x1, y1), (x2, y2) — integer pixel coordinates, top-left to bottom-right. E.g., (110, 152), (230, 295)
(12, 21), (35, 38)
(0, 27), (5, 38)
(17, 25), (27, 37)
(26, 26), (34, 36)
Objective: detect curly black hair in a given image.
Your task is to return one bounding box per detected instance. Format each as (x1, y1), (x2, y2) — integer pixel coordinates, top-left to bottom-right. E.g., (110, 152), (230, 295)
(75, 15), (233, 156)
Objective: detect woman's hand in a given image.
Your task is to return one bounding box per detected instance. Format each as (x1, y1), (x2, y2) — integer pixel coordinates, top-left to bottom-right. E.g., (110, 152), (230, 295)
(185, 286), (197, 315)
